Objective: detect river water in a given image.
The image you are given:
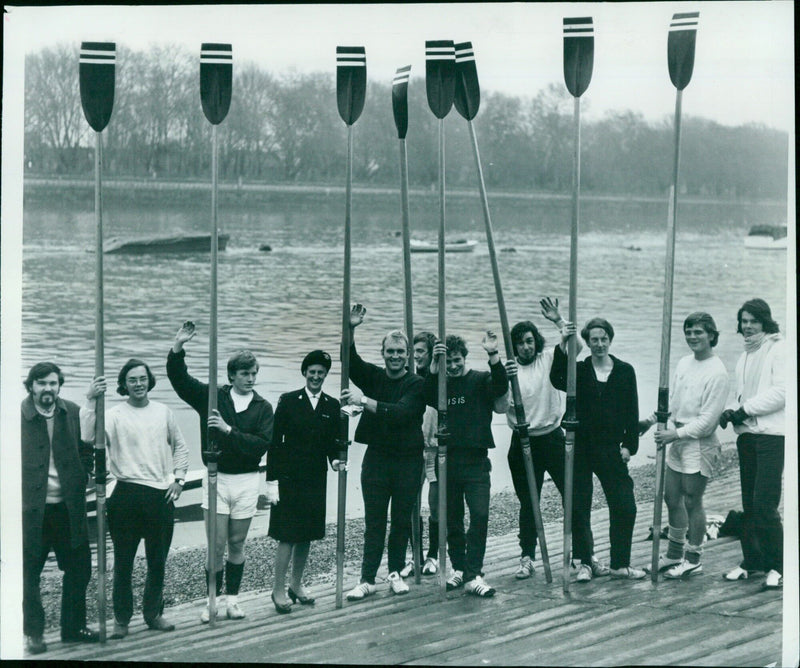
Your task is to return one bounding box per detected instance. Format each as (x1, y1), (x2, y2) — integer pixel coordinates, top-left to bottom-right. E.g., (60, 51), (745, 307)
(21, 185), (788, 521)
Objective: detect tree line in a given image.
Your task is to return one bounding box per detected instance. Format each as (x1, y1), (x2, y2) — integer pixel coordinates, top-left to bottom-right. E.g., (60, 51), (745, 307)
(24, 44), (788, 199)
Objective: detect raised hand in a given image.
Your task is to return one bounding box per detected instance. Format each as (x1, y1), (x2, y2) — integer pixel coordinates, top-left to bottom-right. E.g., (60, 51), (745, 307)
(481, 330), (499, 355)
(86, 376), (107, 400)
(349, 303), (366, 328)
(539, 297), (562, 323)
(173, 321), (196, 351)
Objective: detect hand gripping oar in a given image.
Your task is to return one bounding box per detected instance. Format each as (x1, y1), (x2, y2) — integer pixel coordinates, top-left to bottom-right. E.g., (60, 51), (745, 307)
(425, 39), (455, 598)
(562, 17), (593, 594)
(651, 12), (699, 584)
(336, 46), (367, 608)
(392, 64), (423, 584)
(454, 42), (552, 584)
(199, 42), (232, 626)
(79, 40), (116, 643)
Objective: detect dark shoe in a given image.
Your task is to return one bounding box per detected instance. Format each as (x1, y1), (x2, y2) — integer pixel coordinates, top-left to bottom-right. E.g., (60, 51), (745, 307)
(110, 622), (129, 639)
(271, 592), (293, 614)
(288, 586), (315, 605)
(62, 627), (100, 643)
(26, 635), (47, 655)
(147, 616), (175, 632)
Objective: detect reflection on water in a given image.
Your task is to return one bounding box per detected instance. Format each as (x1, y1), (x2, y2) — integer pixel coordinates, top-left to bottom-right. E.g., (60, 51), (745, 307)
(21, 188), (787, 519)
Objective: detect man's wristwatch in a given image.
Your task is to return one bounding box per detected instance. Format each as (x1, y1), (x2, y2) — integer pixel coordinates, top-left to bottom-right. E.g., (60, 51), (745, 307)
(360, 395), (369, 407)
(175, 479), (185, 488)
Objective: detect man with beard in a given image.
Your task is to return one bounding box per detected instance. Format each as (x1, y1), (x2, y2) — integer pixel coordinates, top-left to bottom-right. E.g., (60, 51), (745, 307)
(21, 362), (98, 655)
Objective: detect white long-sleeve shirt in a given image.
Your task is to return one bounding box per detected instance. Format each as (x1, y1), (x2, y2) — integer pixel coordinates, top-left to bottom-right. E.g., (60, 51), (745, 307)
(506, 348), (565, 437)
(669, 354), (729, 442)
(80, 400), (189, 490)
(734, 336), (786, 436)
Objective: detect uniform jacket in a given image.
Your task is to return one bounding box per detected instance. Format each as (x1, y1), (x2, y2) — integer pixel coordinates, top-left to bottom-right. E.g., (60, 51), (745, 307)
(166, 348), (273, 473)
(21, 395), (92, 555)
(267, 388), (340, 482)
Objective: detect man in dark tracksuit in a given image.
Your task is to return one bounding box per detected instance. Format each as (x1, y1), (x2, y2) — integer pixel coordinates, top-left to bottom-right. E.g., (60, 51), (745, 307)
(340, 304), (426, 600)
(425, 332), (508, 597)
(21, 362), (98, 655)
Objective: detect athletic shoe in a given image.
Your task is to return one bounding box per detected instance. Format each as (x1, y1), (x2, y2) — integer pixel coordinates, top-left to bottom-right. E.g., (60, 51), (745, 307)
(663, 560), (703, 579)
(346, 582), (377, 601)
(146, 616), (175, 632)
(723, 565), (750, 581)
(388, 571), (410, 595)
(422, 557), (439, 576)
(763, 570), (782, 589)
(226, 602), (246, 619)
(515, 556), (535, 580)
(446, 570), (464, 590)
(110, 622), (128, 639)
(464, 576), (496, 597)
(591, 557), (610, 577)
(399, 561), (415, 578)
(575, 564), (592, 582)
(610, 566), (647, 580)
(200, 604), (220, 624)
(644, 555), (683, 574)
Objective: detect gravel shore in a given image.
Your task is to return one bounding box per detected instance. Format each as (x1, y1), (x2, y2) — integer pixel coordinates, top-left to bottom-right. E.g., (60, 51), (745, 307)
(37, 449), (740, 630)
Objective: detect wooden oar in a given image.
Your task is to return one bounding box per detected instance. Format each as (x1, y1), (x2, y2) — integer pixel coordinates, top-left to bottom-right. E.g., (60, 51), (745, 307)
(79, 40), (116, 643)
(454, 41), (552, 583)
(336, 45), (367, 608)
(651, 12), (699, 584)
(425, 39), (455, 598)
(392, 64), (422, 584)
(199, 42), (232, 626)
(562, 16), (594, 594)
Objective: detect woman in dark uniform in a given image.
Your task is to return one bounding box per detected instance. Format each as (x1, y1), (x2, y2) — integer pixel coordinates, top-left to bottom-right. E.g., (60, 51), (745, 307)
(267, 350), (343, 613)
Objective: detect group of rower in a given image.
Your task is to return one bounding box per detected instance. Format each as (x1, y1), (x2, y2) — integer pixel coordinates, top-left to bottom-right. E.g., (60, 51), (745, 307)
(20, 297), (785, 654)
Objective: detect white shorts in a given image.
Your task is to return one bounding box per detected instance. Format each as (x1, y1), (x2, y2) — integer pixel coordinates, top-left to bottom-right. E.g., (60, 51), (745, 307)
(666, 438), (719, 479)
(201, 470), (261, 519)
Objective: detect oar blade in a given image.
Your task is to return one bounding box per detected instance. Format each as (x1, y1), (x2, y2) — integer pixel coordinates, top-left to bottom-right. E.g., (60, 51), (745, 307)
(668, 12), (699, 90)
(200, 43), (233, 125)
(337, 46), (367, 125)
(425, 40), (456, 119)
(392, 65), (411, 139)
(453, 41), (480, 121)
(79, 42), (116, 132)
(563, 17), (594, 98)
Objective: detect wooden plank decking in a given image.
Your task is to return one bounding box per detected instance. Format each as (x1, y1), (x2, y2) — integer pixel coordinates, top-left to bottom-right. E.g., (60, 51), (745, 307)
(30, 475), (786, 665)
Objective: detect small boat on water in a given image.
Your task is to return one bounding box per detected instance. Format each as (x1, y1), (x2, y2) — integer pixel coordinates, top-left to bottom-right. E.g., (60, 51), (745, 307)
(410, 238), (477, 253)
(103, 232), (230, 254)
(744, 224), (787, 250)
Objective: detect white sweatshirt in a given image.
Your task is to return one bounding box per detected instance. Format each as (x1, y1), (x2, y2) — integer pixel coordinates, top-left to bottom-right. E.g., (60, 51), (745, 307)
(734, 336), (786, 436)
(506, 348), (565, 437)
(669, 354), (730, 442)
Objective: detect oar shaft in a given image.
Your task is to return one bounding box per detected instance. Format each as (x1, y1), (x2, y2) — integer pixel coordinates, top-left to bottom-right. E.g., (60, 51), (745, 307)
(468, 121), (552, 582)
(93, 130), (107, 643)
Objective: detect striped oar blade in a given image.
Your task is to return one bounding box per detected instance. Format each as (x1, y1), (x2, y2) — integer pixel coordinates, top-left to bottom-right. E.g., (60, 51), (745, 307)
(453, 41), (480, 121)
(668, 12), (699, 90)
(79, 42), (116, 132)
(200, 43), (233, 125)
(392, 65), (411, 139)
(337, 46), (367, 125)
(425, 40), (456, 119)
(563, 17), (594, 98)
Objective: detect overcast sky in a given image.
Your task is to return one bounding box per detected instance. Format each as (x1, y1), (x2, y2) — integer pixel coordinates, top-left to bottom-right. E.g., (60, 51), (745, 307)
(4, 1), (795, 132)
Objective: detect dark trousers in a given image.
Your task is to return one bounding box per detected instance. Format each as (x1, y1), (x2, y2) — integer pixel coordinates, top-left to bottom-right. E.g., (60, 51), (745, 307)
(360, 449), (423, 582)
(446, 450), (491, 582)
(572, 444), (637, 569)
(23, 502), (91, 638)
(107, 481), (174, 625)
(508, 428), (590, 561)
(736, 433), (784, 573)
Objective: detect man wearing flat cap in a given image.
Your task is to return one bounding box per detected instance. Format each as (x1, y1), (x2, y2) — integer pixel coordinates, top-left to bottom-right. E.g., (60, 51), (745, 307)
(266, 350), (343, 612)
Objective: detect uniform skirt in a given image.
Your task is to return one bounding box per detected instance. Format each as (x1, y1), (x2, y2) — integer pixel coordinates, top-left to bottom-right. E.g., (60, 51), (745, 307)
(268, 472), (328, 543)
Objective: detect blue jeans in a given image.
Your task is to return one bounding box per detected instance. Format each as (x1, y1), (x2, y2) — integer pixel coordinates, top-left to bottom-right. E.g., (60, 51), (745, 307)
(736, 434), (784, 573)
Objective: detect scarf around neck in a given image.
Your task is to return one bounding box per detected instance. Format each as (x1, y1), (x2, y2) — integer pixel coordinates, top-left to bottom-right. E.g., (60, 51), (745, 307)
(743, 331), (767, 353)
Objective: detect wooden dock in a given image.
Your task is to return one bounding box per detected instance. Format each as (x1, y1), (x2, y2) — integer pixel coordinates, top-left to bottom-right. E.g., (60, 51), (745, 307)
(30, 476), (786, 665)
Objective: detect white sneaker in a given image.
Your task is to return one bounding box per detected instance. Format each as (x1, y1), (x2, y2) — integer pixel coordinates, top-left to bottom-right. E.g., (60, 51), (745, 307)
(199, 604), (219, 624)
(763, 570), (782, 589)
(388, 571), (410, 595)
(644, 555), (683, 574)
(422, 557), (439, 576)
(591, 557), (610, 577)
(515, 556), (535, 580)
(610, 566), (647, 580)
(464, 575), (496, 597)
(399, 561), (415, 578)
(723, 565), (750, 581)
(346, 582), (377, 601)
(576, 564), (592, 582)
(226, 601), (245, 619)
(446, 570), (464, 591)
(663, 559), (703, 579)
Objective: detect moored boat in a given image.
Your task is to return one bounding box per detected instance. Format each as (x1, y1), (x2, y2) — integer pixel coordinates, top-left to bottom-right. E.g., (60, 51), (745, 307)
(409, 238), (477, 253)
(744, 224), (787, 250)
(103, 232), (230, 254)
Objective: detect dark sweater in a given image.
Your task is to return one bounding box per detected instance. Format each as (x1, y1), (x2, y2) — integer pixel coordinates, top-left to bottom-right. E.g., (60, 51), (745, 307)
(349, 343), (426, 457)
(424, 361), (508, 450)
(166, 349), (273, 473)
(550, 346), (639, 455)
